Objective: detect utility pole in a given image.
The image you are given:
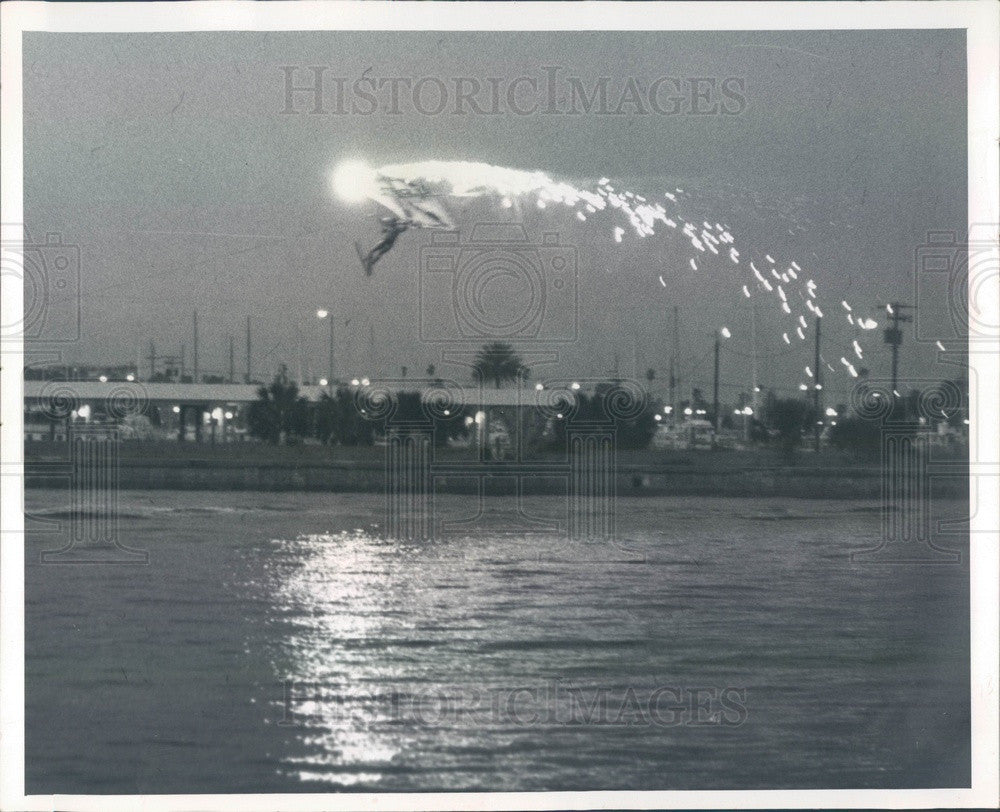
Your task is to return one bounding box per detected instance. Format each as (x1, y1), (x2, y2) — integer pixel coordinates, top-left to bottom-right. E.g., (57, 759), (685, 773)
(228, 335), (235, 383)
(180, 343), (186, 382)
(712, 333), (720, 438)
(670, 305), (678, 427)
(193, 310), (199, 384)
(147, 340), (156, 379)
(329, 315), (336, 385)
(245, 316), (252, 384)
(876, 302), (914, 398)
(813, 315), (822, 452)
(750, 299), (758, 414)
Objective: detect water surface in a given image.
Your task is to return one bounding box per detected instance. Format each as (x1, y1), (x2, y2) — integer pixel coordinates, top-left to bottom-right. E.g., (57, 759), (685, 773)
(25, 490), (970, 793)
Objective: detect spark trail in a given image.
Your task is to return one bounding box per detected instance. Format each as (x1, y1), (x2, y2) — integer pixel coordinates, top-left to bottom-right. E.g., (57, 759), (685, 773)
(334, 158), (930, 386)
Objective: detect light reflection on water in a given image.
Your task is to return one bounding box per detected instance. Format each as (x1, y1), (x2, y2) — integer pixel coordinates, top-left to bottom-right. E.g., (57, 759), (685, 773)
(251, 497), (970, 792)
(268, 530), (410, 785)
(25, 491), (971, 793)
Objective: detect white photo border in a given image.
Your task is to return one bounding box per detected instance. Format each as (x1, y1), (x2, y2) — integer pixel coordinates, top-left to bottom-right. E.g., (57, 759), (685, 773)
(1, 2), (997, 810)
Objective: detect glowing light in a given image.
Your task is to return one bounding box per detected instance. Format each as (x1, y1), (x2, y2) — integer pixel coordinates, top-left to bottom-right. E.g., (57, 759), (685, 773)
(663, 405), (673, 414)
(319, 378), (328, 386)
(782, 333), (790, 344)
(126, 373), (135, 382)
(799, 384), (808, 391)
(346, 157), (872, 383)
(858, 318), (878, 330)
(570, 382), (581, 390)
(936, 340), (946, 351)
(225, 411), (234, 420)
(684, 407), (693, 416)
(361, 378), (370, 386)
(99, 375), (108, 382)
(172, 405), (181, 414)
(316, 309), (329, 319)
(332, 159), (378, 204)
(351, 378), (360, 386)
(825, 408), (837, 417)
(720, 327), (731, 338)
(654, 414), (662, 421)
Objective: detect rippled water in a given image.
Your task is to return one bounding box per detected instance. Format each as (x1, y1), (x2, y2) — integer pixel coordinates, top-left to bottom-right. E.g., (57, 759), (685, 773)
(25, 490), (970, 793)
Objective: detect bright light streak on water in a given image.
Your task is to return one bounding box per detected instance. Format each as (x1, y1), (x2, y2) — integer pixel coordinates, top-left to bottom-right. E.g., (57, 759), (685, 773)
(25, 491), (970, 794)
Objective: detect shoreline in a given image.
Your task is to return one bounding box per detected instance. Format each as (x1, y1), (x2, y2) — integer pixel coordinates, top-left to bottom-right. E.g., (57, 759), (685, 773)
(24, 443), (969, 499)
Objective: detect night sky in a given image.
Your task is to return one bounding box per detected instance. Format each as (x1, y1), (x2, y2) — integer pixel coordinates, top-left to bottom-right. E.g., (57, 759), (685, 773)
(23, 29), (967, 403)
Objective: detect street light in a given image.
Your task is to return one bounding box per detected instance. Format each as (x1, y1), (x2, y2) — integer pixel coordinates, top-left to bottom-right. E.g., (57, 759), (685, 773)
(316, 309), (335, 387)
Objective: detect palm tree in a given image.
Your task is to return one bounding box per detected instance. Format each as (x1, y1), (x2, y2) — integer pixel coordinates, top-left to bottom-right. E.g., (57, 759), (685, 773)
(471, 343), (528, 460)
(472, 342), (528, 389)
(248, 366), (309, 445)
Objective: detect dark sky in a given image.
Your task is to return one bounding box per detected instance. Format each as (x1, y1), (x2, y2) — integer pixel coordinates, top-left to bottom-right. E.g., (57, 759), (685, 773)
(23, 29), (967, 402)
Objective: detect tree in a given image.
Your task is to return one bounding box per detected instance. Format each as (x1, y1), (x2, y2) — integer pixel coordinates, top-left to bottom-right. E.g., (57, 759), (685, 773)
(248, 368), (310, 445)
(766, 397), (811, 459)
(543, 386), (660, 452)
(392, 391), (470, 447)
(472, 343), (529, 456)
(472, 342), (529, 389)
(828, 417), (888, 461)
(314, 385), (374, 446)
